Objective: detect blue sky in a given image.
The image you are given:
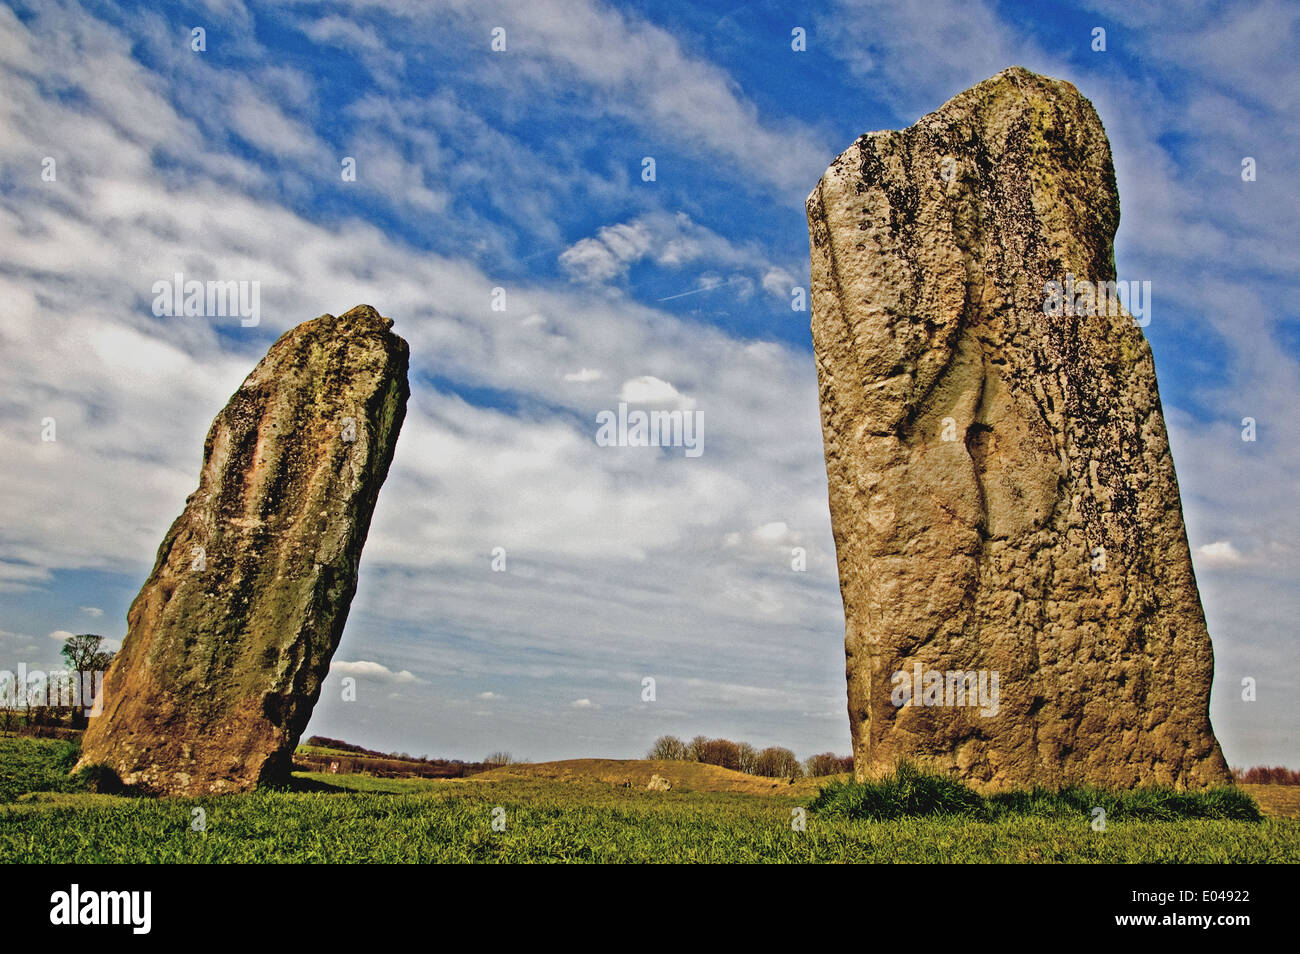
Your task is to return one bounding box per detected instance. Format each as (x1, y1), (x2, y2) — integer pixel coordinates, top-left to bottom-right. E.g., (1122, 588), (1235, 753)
(1, 0), (1296, 767)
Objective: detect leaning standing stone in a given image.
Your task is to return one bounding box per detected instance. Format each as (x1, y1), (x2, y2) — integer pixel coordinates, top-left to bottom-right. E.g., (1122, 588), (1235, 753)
(77, 305), (409, 796)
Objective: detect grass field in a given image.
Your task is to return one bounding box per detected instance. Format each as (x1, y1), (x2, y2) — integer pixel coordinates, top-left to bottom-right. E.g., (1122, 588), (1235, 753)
(2, 738), (1297, 863)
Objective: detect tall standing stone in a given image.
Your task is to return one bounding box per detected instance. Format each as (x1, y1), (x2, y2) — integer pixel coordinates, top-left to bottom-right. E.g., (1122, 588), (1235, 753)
(807, 67), (1230, 789)
(78, 305), (409, 796)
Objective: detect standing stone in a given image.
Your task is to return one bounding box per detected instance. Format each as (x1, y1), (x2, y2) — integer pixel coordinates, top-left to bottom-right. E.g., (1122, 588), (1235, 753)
(78, 305), (409, 796)
(807, 67), (1230, 790)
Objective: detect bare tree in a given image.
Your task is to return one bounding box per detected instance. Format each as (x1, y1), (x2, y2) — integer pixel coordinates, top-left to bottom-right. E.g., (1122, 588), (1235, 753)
(693, 738), (742, 771)
(804, 752), (853, 777)
(754, 746), (803, 778)
(736, 742), (758, 775)
(647, 735), (689, 760)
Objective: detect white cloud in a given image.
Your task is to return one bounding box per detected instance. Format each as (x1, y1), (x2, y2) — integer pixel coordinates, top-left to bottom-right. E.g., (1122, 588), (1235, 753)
(559, 212), (782, 288)
(225, 86), (324, 161)
(754, 522), (792, 544)
(329, 660), (419, 684)
(1195, 541), (1245, 566)
(298, 13), (400, 77)
(306, 0), (829, 196)
(559, 233), (640, 284)
(562, 368), (604, 383)
(79, 607), (104, 618)
(570, 698), (595, 709)
(341, 142), (449, 216)
(303, 14), (381, 47)
(761, 267), (796, 300)
(617, 375), (696, 410)
(817, 0), (1048, 122)
(0, 561), (51, 591)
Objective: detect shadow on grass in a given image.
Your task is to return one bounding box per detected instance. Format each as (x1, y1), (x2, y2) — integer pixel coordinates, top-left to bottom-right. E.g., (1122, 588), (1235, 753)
(0, 737), (151, 801)
(69, 762), (149, 798)
(808, 760), (1263, 822)
(280, 773), (357, 793)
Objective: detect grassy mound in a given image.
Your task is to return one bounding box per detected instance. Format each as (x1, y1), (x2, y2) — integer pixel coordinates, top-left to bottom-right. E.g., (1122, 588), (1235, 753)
(0, 737), (84, 801)
(469, 758), (829, 795)
(0, 737), (131, 800)
(807, 760), (1263, 822)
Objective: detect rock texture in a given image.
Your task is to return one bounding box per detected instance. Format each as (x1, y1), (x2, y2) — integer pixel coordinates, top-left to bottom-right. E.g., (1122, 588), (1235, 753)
(807, 67), (1230, 789)
(77, 305), (409, 796)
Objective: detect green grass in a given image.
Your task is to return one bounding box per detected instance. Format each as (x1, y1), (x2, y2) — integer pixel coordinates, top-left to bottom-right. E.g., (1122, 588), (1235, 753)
(1, 739), (1295, 863)
(808, 760), (1264, 822)
(0, 737), (86, 802)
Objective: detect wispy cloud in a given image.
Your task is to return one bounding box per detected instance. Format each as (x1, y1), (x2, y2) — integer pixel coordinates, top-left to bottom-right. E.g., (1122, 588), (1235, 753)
(1, 0), (1293, 768)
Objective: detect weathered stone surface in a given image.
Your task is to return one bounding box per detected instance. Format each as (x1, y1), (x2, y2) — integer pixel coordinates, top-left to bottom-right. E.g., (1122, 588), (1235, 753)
(77, 305), (409, 796)
(807, 67), (1230, 790)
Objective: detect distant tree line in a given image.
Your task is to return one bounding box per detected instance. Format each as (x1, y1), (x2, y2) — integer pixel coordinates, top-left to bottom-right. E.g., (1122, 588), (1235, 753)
(0, 635), (115, 734)
(304, 735), (427, 760)
(299, 737), (513, 779)
(298, 738), (530, 779)
(1233, 765), (1300, 785)
(647, 735), (853, 778)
